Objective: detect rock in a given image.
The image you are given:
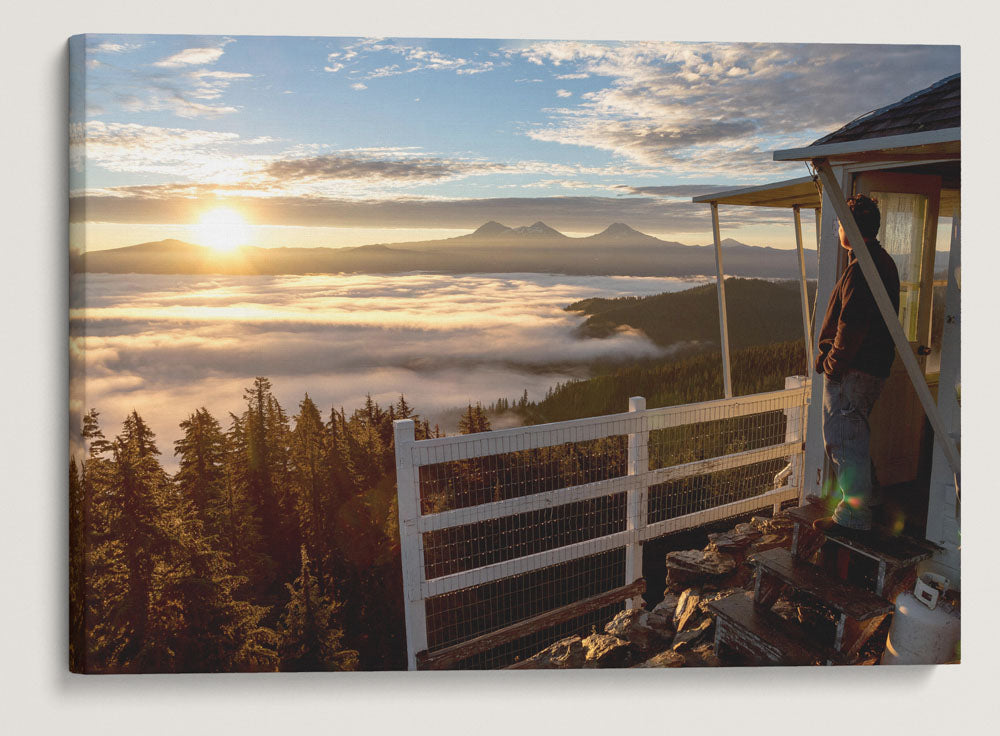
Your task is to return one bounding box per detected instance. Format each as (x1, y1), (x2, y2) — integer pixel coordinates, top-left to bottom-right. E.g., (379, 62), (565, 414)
(665, 549), (737, 589)
(673, 587), (703, 632)
(707, 529), (762, 560)
(752, 515), (795, 535)
(652, 592), (681, 620)
(582, 632), (633, 668)
(683, 643), (721, 667)
(511, 635), (585, 669)
(672, 617), (713, 651)
(749, 533), (788, 554)
(604, 608), (672, 652)
(637, 650), (686, 668)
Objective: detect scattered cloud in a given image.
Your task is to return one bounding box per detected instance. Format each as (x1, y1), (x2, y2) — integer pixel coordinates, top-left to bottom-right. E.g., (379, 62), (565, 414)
(556, 89), (572, 98)
(510, 41), (959, 175)
(324, 38), (496, 81)
(72, 188), (795, 233)
(614, 184), (737, 197)
(350, 82), (367, 90)
(91, 41), (143, 54)
(154, 44), (228, 68)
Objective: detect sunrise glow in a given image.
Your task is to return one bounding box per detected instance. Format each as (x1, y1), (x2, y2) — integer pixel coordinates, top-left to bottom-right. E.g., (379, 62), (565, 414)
(195, 208), (250, 252)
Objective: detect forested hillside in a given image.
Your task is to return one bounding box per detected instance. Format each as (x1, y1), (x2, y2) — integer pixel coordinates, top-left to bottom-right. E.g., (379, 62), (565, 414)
(568, 278), (817, 353)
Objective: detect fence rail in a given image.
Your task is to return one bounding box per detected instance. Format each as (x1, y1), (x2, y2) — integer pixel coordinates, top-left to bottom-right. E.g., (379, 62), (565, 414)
(394, 376), (809, 669)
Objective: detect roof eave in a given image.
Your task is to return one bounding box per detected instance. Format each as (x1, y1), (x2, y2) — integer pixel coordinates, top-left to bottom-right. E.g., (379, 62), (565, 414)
(773, 127), (961, 162)
(691, 175), (820, 209)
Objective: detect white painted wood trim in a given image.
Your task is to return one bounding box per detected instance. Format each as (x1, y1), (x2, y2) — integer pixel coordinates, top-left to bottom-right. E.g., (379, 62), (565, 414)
(815, 160), (960, 475)
(417, 475), (632, 534)
(647, 440), (802, 485)
(421, 529), (633, 599)
(419, 482), (801, 599)
(625, 396), (648, 609)
(416, 438), (803, 535)
(793, 205), (813, 375)
(641, 485), (800, 541)
(394, 419), (428, 670)
(409, 386), (808, 466)
(711, 202), (734, 398)
(692, 175), (817, 203)
(773, 127), (960, 161)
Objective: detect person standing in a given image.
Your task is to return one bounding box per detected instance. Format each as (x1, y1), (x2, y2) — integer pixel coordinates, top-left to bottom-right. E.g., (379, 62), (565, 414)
(813, 194), (901, 533)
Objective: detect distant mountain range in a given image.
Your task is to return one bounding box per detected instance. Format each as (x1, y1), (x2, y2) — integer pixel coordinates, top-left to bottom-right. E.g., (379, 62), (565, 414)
(80, 221), (820, 279)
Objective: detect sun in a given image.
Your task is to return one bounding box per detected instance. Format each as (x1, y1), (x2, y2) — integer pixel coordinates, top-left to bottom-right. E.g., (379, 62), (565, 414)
(195, 208), (251, 252)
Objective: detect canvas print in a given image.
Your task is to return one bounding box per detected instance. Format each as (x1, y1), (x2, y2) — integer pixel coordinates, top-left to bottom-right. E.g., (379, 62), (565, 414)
(69, 35), (961, 672)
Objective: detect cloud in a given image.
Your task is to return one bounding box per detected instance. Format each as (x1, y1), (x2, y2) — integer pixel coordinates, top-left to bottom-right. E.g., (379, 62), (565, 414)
(614, 184), (738, 197)
(324, 38), (496, 80)
(91, 41), (143, 54)
(155, 46), (227, 68)
(350, 82), (367, 90)
(69, 121), (270, 181)
(264, 153), (507, 183)
(72, 188), (795, 233)
(556, 89), (572, 98)
(509, 41), (959, 175)
(73, 271), (701, 469)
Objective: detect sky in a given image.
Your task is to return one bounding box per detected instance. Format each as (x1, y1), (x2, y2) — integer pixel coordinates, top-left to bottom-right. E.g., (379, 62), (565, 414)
(70, 36), (959, 252)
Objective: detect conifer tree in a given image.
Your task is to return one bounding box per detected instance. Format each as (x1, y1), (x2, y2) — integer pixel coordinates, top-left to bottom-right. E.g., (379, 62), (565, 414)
(174, 407), (227, 539)
(277, 547), (358, 671)
(458, 403), (492, 434)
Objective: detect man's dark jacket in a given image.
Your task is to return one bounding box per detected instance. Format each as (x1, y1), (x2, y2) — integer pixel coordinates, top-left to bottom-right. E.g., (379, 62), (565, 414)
(815, 241), (901, 380)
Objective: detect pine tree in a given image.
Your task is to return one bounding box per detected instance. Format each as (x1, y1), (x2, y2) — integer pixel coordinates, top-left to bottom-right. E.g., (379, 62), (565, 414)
(291, 395), (334, 578)
(277, 547), (358, 671)
(91, 410), (175, 672)
(458, 403), (491, 434)
(174, 407), (227, 540)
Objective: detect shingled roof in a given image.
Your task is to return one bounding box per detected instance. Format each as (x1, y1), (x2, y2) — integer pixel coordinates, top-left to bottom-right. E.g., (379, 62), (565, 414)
(812, 74), (960, 146)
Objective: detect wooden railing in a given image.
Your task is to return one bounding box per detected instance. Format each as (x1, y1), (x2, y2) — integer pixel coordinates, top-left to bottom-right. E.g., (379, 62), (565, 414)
(394, 376), (809, 669)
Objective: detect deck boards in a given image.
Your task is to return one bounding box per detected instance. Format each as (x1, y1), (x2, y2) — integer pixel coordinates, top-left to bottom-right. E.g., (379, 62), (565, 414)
(785, 502), (938, 567)
(709, 592), (827, 666)
(751, 548), (894, 620)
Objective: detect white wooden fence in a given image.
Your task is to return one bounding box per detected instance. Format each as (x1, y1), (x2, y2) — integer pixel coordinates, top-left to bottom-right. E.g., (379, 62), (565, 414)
(394, 376), (809, 669)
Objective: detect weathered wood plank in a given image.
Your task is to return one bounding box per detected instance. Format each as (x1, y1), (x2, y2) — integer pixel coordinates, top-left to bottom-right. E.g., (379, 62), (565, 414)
(416, 579), (646, 670)
(709, 592), (824, 666)
(751, 548), (894, 621)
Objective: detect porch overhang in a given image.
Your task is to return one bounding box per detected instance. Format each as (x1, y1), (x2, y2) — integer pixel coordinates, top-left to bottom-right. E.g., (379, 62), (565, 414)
(691, 176), (821, 209)
(773, 127), (960, 165)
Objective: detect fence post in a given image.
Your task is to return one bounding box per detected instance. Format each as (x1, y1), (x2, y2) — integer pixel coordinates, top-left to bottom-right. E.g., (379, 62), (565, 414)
(782, 376), (807, 509)
(394, 419), (427, 670)
(625, 396), (648, 610)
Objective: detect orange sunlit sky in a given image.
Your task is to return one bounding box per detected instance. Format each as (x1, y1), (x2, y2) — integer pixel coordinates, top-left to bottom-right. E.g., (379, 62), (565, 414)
(70, 36), (959, 253)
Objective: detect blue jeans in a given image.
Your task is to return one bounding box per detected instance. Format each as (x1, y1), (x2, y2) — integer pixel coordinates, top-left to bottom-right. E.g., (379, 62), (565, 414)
(822, 370), (886, 530)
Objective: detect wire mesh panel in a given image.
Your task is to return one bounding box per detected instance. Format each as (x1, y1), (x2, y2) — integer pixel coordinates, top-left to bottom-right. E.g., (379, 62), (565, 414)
(424, 548), (626, 659)
(394, 380), (810, 670)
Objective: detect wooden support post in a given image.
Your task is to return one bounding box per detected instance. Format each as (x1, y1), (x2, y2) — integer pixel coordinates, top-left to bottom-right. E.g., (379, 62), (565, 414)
(793, 205), (813, 376)
(814, 160), (961, 476)
(394, 419), (427, 671)
(625, 396), (648, 610)
(710, 202), (734, 398)
(783, 375), (807, 507)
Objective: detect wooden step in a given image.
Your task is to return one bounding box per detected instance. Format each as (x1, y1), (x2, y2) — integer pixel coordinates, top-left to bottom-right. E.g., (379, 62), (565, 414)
(751, 547), (894, 620)
(785, 501), (938, 568)
(708, 592), (830, 666)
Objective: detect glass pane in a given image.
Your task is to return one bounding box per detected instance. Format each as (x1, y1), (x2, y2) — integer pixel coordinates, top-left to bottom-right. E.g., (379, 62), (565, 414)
(872, 191), (927, 340)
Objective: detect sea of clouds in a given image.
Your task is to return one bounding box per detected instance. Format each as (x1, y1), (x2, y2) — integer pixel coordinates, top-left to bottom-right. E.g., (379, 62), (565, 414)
(70, 271), (705, 469)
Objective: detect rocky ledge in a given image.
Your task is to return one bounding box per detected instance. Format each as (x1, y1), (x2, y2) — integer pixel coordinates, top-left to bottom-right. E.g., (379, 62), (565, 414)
(509, 513), (798, 669)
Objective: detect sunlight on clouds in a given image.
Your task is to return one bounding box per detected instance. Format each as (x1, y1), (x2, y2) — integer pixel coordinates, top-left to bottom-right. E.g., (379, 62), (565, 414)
(73, 272), (705, 469)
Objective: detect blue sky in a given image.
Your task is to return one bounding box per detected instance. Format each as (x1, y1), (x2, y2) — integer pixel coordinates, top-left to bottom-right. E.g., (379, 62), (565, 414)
(70, 35), (959, 250)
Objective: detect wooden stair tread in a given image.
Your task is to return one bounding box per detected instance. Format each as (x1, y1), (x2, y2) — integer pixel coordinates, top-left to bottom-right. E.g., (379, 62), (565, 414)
(751, 548), (894, 620)
(708, 592), (828, 666)
(785, 501), (938, 567)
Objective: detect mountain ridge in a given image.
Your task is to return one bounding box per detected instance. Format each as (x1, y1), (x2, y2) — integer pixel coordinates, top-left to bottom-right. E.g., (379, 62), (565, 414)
(80, 221), (821, 279)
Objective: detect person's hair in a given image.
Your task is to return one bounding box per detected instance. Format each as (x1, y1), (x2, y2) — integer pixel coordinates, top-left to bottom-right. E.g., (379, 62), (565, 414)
(846, 194), (881, 241)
